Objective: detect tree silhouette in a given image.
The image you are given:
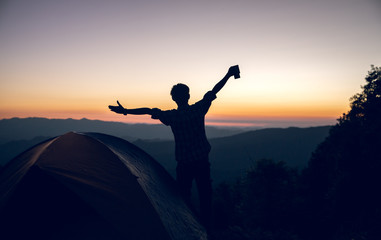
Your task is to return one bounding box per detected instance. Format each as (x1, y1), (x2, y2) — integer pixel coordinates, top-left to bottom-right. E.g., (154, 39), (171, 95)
(211, 159), (300, 240)
(241, 159), (298, 232)
(303, 65), (381, 239)
(210, 66), (381, 240)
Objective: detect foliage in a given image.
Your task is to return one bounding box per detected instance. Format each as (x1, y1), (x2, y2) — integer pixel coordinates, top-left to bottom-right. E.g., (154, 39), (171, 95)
(302, 65), (381, 239)
(211, 66), (381, 240)
(212, 159), (302, 240)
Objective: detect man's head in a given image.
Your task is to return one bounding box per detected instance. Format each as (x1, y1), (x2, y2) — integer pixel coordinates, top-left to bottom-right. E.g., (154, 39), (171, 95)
(171, 83), (190, 105)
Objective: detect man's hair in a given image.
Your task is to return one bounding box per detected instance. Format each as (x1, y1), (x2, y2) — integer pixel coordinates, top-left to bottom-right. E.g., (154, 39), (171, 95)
(171, 83), (189, 102)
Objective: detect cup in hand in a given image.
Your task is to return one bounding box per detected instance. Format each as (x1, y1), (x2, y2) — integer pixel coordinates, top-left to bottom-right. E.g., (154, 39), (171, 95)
(231, 65), (240, 79)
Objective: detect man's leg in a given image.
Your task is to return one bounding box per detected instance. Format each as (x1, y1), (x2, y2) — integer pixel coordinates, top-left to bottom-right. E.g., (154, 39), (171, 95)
(176, 163), (194, 206)
(195, 160), (212, 231)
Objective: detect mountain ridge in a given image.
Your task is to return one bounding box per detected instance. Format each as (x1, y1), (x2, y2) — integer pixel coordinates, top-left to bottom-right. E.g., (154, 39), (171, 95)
(0, 118), (331, 183)
(134, 126), (332, 183)
(0, 117), (244, 144)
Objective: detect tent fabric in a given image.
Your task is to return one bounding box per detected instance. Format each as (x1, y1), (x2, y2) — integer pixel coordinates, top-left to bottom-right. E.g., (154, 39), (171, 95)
(0, 132), (207, 240)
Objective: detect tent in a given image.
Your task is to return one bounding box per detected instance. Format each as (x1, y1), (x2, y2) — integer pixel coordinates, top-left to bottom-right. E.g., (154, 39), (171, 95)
(0, 132), (207, 240)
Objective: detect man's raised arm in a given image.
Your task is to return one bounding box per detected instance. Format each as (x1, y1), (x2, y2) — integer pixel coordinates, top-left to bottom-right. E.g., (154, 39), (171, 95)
(108, 101), (155, 116)
(211, 65), (239, 95)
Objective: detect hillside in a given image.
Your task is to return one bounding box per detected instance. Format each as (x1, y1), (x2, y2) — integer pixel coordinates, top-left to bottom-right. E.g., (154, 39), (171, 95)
(0, 117), (243, 166)
(134, 126), (331, 183)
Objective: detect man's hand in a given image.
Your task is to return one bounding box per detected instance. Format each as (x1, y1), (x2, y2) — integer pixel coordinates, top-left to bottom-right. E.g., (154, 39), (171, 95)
(108, 100), (127, 115)
(228, 65), (240, 79)
(227, 66), (235, 77)
(211, 65), (239, 95)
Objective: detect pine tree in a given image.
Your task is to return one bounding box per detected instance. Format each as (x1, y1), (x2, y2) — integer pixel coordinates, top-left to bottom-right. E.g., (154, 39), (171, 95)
(304, 65), (381, 239)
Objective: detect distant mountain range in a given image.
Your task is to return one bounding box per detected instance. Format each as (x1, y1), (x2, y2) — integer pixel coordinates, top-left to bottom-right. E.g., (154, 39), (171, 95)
(0, 117), (244, 166)
(0, 117), (244, 144)
(0, 118), (332, 183)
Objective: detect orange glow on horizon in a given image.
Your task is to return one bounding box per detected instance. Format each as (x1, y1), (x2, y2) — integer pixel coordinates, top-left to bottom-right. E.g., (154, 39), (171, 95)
(0, 103), (342, 128)
(0, 103), (348, 119)
(209, 103), (349, 119)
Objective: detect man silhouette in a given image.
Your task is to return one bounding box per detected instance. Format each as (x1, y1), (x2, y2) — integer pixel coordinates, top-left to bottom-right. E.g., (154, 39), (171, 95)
(109, 65), (239, 230)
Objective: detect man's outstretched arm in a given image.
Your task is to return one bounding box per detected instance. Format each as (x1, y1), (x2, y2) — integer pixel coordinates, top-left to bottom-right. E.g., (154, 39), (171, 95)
(211, 65), (239, 95)
(108, 101), (154, 115)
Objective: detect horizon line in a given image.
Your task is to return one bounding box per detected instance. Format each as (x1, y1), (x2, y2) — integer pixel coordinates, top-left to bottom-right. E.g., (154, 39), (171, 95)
(0, 116), (337, 128)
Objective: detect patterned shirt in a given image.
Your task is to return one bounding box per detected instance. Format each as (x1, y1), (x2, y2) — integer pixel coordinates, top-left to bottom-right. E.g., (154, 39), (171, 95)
(151, 91), (217, 163)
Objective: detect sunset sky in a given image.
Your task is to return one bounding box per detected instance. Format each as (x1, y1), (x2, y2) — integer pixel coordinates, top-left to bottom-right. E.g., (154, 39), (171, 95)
(1, 0), (380, 127)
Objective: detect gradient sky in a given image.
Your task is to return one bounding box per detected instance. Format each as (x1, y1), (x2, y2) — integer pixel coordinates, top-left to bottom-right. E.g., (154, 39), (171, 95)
(1, 0), (380, 127)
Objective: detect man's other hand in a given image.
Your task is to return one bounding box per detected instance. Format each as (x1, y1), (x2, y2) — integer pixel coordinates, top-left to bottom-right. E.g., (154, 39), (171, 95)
(108, 100), (127, 115)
